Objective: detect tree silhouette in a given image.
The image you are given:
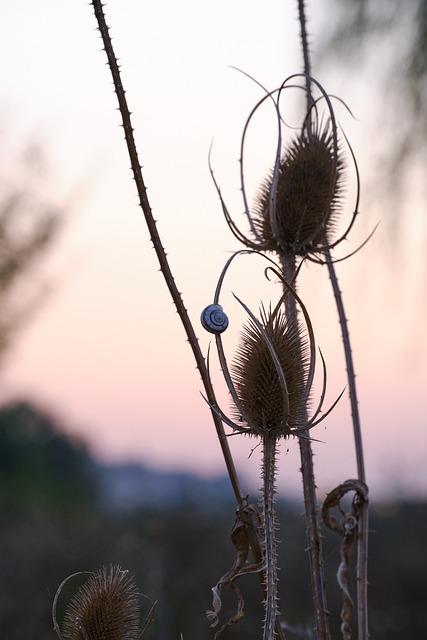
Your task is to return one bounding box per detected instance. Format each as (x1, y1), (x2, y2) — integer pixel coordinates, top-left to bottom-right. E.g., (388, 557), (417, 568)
(324, 0), (427, 195)
(0, 400), (98, 514)
(0, 143), (62, 365)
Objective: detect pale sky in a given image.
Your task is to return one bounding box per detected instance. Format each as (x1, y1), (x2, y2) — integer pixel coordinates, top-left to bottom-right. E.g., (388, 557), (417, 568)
(1, 1), (426, 502)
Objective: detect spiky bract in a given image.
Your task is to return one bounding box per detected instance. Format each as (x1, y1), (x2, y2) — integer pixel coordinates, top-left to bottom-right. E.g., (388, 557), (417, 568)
(253, 126), (344, 256)
(231, 306), (310, 437)
(62, 566), (140, 640)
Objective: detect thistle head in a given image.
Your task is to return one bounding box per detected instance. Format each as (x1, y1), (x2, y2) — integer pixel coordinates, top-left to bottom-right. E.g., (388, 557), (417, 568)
(231, 302), (310, 437)
(54, 566), (144, 640)
(201, 251), (340, 440)
(212, 75), (358, 260)
(253, 121), (345, 256)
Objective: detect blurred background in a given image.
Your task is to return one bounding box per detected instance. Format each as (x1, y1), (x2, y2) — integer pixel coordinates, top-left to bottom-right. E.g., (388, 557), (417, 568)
(0, 1), (426, 638)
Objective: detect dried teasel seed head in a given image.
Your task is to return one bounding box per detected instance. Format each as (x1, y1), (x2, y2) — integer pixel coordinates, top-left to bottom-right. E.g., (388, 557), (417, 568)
(61, 566), (140, 640)
(231, 305), (310, 437)
(253, 126), (345, 256)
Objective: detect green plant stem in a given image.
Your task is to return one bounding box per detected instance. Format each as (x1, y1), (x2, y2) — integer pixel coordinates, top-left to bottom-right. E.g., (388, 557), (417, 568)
(324, 247), (369, 640)
(281, 253), (330, 640)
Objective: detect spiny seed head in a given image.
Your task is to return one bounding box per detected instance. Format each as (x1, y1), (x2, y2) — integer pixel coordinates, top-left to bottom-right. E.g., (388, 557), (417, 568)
(231, 306), (310, 437)
(62, 566), (140, 640)
(253, 126), (345, 256)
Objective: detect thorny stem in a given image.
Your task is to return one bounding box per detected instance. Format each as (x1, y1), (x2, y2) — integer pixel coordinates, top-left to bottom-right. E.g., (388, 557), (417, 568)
(356, 503), (369, 640)
(324, 247), (369, 640)
(91, 4), (286, 639)
(298, 437), (330, 640)
(296, 0), (369, 637)
(90, 0), (242, 503)
(297, 0), (314, 136)
(324, 249), (365, 483)
(281, 253), (330, 640)
(262, 432), (280, 640)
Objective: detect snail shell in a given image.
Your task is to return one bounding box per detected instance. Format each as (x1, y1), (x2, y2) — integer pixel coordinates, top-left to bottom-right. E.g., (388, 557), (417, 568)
(200, 304), (229, 334)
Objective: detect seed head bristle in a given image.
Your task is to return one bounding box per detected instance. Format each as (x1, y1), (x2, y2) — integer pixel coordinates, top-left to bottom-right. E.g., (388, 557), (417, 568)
(253, 125), (345, 256)
(231, 305), (310, 437)
(62, 566), (140, 640)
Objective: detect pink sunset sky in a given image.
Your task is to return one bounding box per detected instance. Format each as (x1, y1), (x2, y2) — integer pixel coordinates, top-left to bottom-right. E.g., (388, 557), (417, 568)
(0, 1), (426, 502)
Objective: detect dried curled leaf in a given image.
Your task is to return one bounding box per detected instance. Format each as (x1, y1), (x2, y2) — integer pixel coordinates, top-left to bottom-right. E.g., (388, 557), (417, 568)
(322, 480), (369, 640)
(207, 501), (264, 638)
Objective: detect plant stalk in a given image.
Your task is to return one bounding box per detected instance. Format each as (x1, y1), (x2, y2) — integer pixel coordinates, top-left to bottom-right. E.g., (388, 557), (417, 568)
(90, 0), (242, 503)
(324, 247), (369, 640)
(90, 5), (286, 638)
(281, 252), (330, 640)
(296, 0), (368, 635)
(262, 432), (280, 640)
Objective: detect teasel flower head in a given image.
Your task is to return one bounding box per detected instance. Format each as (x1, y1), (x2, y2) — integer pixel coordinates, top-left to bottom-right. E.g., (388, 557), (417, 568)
(201, 251), (341, 439)
(252, 118), (345, 257)
(210, 75), (360, 262)
(231, 302), (309, 437)
(53, 566), (152, 640)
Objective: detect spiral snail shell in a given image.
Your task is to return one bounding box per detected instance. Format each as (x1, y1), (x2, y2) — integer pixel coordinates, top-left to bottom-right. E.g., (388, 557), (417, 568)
(200, 304), (229, 334)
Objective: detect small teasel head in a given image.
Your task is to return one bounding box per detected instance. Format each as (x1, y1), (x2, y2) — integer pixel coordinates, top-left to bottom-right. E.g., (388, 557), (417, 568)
(53, 566), (145, 640)
(231, 300), (311, 438)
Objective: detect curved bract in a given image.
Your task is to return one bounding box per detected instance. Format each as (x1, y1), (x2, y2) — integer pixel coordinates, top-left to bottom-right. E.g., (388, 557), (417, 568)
(231, 301), (306, 437)
(210, 74), (361, 262)
(200, 250), (340, 439)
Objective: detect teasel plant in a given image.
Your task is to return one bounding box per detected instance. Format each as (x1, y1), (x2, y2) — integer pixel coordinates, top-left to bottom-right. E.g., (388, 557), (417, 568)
(89, 0), (369, 638)
(209, 1), (370, 636)
(210, 75), (348, 638)
(90, 2), (284, 638)
(202, 251), (342, 640)
(52, 565), (154, 640)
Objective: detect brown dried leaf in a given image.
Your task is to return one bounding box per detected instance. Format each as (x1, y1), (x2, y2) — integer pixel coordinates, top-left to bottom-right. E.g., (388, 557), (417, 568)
(207, 502), (265, 636)
(322, 479), (369, 640)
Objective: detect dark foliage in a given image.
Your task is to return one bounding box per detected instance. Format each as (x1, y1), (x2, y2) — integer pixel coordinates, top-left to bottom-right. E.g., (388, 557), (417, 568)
(0, 403), (425, 639)
(0, 146), (62, 365)
(0, 401), (98, 514)
(323, 0), (427, 199)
